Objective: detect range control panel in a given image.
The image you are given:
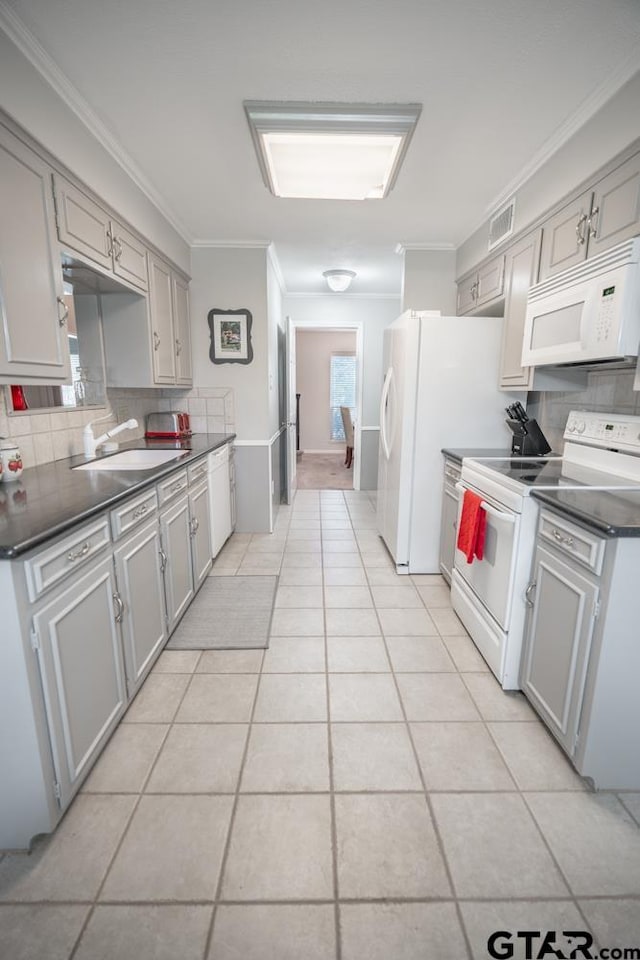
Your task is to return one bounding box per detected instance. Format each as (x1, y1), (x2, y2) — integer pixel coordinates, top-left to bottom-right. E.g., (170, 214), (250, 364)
(564, 411), (640, 453)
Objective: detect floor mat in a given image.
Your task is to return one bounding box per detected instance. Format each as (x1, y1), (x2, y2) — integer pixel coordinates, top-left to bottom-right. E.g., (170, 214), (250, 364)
(166, 576), (277, 650)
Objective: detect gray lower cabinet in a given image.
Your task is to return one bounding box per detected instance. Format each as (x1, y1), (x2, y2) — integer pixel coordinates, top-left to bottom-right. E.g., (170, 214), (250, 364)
(160, 493), (195, 633)
(31, 555), (128, 810)
(520, 543), (598, 757)
(439, 458), (460, 585)
(189, 479), (213, 591)
(113, 517), (167, 697)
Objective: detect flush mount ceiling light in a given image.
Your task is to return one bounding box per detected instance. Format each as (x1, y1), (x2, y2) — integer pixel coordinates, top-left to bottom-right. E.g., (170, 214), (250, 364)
(244, 101), (421, 200)
(323, 269), (356, 292)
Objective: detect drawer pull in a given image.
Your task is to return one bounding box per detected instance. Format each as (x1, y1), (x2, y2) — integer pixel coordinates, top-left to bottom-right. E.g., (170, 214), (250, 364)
(552, 528), (574, 547)
(67, 541), (90, 563)
(132, 504), (149, 519)
(169, 481), (185, 494)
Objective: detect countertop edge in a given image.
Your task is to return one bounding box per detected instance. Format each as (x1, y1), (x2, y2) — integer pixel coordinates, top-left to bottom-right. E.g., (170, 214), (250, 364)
(0, 434), (235, 559)
(530, 489), (640, 539)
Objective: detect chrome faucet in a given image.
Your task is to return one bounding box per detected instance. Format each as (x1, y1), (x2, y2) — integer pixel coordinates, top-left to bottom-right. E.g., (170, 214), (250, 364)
(83, 417), (139, 459)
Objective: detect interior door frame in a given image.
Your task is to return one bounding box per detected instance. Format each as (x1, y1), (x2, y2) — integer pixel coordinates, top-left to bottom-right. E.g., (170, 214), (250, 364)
(288, 317), (364, 492)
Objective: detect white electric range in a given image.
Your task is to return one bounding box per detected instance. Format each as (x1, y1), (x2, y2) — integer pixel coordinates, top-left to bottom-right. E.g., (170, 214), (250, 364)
(451, 410), (640, 689)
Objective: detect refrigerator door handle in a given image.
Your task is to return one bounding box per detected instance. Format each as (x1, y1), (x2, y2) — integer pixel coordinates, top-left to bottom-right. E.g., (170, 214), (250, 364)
(379, 367), (393, 460)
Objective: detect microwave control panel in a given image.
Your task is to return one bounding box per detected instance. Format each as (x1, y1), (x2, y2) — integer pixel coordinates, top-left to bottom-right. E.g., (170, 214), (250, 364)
(595, 285), (616, 342)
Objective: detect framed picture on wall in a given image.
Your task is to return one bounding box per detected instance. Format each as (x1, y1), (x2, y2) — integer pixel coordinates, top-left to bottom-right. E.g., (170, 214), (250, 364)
(208, 308), (254, 364)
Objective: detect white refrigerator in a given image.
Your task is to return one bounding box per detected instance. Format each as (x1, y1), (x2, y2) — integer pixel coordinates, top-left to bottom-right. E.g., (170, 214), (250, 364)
(377, 310), (514, 573)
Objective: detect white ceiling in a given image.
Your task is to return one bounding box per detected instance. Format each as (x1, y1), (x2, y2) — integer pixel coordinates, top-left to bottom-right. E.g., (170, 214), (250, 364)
(4, 0), (640, 295)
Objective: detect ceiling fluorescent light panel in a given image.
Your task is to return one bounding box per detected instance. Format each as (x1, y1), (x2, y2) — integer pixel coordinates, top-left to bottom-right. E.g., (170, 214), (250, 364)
(244, 102), (421, 201)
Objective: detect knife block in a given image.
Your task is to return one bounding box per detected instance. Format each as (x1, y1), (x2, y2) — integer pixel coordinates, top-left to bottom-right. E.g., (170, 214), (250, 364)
(506, 418), (552, 456)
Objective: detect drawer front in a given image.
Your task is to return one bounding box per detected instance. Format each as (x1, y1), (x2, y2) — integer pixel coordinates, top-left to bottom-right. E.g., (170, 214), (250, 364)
(538, 510), (605, 575)
(110, 488), (158, 541)
(25, 517), (111, 602)
(187, 457), (209, 486)
(157, 468), (189, 507)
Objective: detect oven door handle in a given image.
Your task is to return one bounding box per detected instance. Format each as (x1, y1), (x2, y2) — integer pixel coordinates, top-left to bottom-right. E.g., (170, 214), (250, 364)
(455, 483), (516, 525)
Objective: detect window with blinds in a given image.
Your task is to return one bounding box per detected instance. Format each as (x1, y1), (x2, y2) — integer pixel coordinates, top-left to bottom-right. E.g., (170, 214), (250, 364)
(329, 353), (356, 440)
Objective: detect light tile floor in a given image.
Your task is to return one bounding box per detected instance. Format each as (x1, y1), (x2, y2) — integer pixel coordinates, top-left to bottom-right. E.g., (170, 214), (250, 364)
(1, 489), (640, 959)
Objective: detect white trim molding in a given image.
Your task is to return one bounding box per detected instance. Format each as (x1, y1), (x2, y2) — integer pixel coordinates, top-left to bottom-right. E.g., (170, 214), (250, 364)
(0, 1), (193, 245)
(395, 242), (456, 254)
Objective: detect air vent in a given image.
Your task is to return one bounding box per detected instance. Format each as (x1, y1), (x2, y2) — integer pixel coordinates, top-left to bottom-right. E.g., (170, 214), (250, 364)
(488, 199), (515, 251)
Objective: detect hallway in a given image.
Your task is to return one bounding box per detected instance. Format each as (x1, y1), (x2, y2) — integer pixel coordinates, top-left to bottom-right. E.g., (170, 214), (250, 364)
(294, 452), (354, 490)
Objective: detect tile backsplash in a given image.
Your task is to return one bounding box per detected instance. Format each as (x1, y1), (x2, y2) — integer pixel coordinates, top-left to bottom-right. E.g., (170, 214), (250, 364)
(0, 386), (235, 469)
(528, 368), (640, 453)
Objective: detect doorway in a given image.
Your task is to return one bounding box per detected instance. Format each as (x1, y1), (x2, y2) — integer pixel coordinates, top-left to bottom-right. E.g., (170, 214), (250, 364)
(294, 326), (361, 491)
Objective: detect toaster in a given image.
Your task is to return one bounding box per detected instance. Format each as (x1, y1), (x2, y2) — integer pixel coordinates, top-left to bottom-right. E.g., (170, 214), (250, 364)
(145, 411), (191, 438)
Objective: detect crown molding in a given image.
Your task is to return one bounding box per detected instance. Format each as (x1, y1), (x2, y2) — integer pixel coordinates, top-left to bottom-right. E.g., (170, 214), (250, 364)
(190, 239), (271, 249)
(0, 2), (193, 245)
(485, 48), (640, 219)
(284, 291), (401, 301)
(395, 242), (456, 254)
(267, 243), (287, 294)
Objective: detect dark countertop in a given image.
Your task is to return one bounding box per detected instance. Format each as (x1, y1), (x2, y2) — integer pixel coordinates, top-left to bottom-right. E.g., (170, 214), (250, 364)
(0, 433), (235, 558)
(442, 447), (512, 465)
(531, 488), (640, 538)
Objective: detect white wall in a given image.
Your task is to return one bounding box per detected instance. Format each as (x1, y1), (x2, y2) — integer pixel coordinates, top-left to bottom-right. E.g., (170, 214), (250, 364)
(190, 247), (271, 442)
(402, 250), (457, 315)
(0, 29), (190, 273)
(266, 253), (283, 437)
(284, 296), (400, 428)
(457, 70), (640, 277)
(296, 329), (357, 452)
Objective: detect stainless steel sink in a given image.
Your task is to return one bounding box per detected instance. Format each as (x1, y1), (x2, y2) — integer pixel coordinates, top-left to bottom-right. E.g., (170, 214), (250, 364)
(73, 449), (186, 471)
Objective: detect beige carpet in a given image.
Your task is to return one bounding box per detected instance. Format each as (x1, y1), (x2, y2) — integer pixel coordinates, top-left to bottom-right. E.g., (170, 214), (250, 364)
(295, 452), (354, 490)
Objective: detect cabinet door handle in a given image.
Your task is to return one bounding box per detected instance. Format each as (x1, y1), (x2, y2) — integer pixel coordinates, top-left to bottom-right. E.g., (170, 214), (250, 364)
(175, 338), (182, 356)
(552, 528), (574, 547)
(132, 504), (148, 519)
(67, 541), (90, 563)
(588, 205), (599, 239)
(57, 296), (69, 327)
(113, 236), (123, 261)
(575, 213), (588, 245)
(113, 591), (125, 623)
(159, 547), (168, 572)
(525, 581), (537, 607)
(153, 331), (161, 351)
(190, 516), (200, 536)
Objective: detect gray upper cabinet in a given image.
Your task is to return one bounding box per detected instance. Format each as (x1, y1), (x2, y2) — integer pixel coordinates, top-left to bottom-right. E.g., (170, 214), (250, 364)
(173, 273), (193, 385)
(521, 543), (598, 758)
(539, 152), (640, 280)
(32, 555), (127, 809)
(456, 253), (505, 315)
(499, 229), (542, 390)
(0, 126), (71, 383)
(148, 254), (177, 383)
(53, 175), (148, 291)
(538, 189), (592, 280)
(588, 153), (640, 257)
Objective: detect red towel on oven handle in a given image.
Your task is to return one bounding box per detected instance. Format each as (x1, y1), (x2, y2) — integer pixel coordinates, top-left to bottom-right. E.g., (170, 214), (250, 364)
(457, 489), (487, 563)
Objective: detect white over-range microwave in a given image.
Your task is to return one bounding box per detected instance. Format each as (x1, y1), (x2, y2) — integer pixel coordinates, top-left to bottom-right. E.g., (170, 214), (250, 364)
(522, 236), (640, 366)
